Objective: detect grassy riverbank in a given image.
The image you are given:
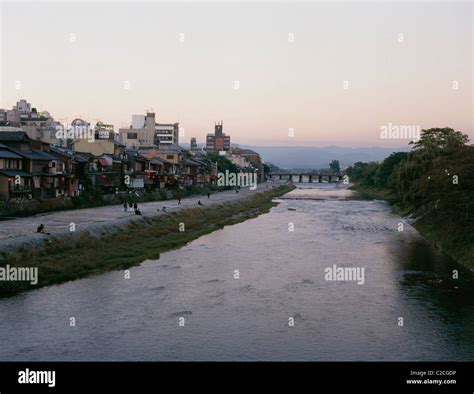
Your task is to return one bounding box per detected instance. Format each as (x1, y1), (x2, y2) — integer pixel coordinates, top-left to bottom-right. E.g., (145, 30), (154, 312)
(347, 129), (474, 271)
(0, 184), (294, 298)
(352, 183), (474, 270)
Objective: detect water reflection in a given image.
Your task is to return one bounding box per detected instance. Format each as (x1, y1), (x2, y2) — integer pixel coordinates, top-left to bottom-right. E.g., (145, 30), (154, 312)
(0, 183), (472, 361)
(393, 237), (474, 324)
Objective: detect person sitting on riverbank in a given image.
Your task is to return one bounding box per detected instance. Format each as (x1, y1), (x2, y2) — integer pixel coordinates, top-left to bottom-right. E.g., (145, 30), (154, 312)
(36, 224), (50, 235)
(198, 200), (203, 206)
(134, 208), (142, 215)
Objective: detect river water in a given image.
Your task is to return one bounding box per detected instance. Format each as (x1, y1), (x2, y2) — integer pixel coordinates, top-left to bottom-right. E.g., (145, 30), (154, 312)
(0, 184), (473, 361)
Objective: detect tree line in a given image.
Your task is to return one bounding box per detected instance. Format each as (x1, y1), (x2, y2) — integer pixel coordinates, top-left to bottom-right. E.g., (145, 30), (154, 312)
(346, 128), (474, 267)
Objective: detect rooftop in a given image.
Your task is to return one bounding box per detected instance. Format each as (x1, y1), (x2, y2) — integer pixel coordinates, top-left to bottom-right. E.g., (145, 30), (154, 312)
(17, 150), (57, 161)
(0, 147), (23, 159)
(0, 131), (30, 142)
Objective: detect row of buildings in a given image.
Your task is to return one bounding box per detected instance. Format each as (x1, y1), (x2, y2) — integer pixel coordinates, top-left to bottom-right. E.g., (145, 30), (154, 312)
(0, 99), (264, 201)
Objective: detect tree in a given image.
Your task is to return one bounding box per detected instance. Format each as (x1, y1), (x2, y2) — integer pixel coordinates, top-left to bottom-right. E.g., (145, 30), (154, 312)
(374, 152), (408, 190)
(395, 128), (470, 207)
(263, 163), (271, 175)
(411, 127), (469, 154)
(207, 153), (238, 174)
(329, 160), (340, 173)
(346, 161), (379, 187)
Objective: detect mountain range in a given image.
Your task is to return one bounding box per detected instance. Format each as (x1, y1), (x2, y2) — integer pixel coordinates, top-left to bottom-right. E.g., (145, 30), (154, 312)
(239, 145), (411, 170)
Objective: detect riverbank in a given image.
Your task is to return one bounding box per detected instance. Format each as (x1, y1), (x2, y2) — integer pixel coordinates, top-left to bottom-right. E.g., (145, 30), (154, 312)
(346, 131), (474, 272)
(0, 184), (226, 219)
(0, 184), (295, 298)
(350, 184), (474, 271)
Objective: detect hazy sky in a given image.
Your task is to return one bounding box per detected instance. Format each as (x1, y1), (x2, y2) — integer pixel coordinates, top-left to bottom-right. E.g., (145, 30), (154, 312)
(0, 1), (472, 147)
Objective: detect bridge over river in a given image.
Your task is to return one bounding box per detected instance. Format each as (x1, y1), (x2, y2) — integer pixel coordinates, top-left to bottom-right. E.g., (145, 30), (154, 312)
(269, 172), (344, 183)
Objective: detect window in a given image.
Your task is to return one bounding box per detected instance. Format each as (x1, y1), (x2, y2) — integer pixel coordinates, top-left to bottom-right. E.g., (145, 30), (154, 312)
(127, 133), (138, 139)
(166, 155), (174, 160)
(5, 159), (19, 169)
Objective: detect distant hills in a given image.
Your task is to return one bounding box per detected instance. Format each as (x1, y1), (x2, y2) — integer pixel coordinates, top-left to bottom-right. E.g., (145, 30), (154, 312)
(180, 144), (411, 170)
(239, 145), (412, 170)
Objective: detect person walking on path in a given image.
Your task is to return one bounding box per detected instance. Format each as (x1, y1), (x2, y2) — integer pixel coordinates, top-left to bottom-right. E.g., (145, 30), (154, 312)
(207, 192), (210, 199)
(177, 197), (181, 205)
(123, 202), (127, 212)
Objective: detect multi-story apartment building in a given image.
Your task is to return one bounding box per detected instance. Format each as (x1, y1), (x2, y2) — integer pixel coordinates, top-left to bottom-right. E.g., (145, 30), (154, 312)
(119, 113), (179, 148)
(0, 99), (62, 145)
(154, 123), (179, 146)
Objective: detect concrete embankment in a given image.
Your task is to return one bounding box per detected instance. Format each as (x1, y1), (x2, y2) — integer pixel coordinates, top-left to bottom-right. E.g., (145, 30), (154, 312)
(0, 183), (295, 297)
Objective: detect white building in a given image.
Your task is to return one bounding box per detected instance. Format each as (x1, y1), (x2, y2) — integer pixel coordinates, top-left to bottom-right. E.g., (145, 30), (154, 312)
(14, 99), (32, 113)
(132, 114), (145, 129)
(226, 153), (252, 169)
(1, 99), (62, 145)
(119, 112), (179, 148)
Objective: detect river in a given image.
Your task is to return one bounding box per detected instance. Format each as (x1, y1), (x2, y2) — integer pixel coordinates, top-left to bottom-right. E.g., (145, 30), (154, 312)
(0, 183), (473, 361)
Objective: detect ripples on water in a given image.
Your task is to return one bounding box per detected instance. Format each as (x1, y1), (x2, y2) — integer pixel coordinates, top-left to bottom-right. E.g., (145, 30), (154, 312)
(0, 184), (472, 361)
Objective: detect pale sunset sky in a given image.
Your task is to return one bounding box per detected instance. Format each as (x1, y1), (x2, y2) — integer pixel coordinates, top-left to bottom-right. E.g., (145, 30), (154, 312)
(0, 0), (472, 147)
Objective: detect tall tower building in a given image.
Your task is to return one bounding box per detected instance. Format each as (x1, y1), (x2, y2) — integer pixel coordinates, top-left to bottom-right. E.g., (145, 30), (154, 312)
(206, 121), (230, 153)
(215, 121), (223, 137)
